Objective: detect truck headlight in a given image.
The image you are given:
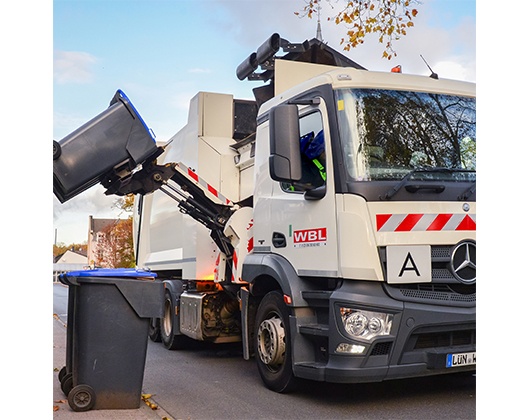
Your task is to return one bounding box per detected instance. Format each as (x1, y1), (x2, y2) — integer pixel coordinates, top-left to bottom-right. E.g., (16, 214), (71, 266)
(340, 308), (393, 341)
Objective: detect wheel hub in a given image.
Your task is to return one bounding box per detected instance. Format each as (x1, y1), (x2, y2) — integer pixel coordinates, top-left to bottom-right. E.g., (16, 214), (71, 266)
(257, 317), (286, 367)
(163, 300), (173, 336)
(73, 391), (91, 408)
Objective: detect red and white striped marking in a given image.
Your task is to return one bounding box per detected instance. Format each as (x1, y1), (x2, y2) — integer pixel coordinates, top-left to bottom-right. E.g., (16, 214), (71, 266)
(214, 253), (221, 282)
(246, 219), (254, 254)
(231, 250), (238, 282)
(175, 162), (233, 206)
(376, 213), (476, 232)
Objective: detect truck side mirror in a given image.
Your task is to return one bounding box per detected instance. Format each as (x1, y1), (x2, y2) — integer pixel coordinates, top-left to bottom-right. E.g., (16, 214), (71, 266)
(268, 104), (302, 182)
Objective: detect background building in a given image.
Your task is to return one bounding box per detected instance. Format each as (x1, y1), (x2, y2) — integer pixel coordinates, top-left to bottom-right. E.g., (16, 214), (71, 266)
(53, 249), (88, 282)
(87, 216), (119, 267)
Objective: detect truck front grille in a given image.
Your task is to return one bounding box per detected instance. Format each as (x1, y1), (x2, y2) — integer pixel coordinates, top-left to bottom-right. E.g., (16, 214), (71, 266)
(384, 282), (475, 306)
(412, 329), (475, 350)
(380, 245), (476, 306)
(371, 341), (393, 356)
(399, 283), (475, 303)
(380, 245), (465, 283)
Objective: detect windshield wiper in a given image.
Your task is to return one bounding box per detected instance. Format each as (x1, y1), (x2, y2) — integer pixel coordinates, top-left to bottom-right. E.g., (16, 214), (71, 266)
(380, 168), (473, 200)
(458, 182), (476, 201)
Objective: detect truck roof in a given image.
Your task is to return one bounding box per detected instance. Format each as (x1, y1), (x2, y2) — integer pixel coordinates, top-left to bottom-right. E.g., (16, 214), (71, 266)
(238, 33), (474, 114)
(260, 60), (475, 115)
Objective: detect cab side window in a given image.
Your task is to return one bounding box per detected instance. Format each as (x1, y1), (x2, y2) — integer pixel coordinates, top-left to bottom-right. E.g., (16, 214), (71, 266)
(282, 111), (326, 192)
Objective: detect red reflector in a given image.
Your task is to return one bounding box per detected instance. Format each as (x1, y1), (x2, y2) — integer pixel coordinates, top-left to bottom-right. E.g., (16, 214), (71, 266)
(283, 294), (292, 305)
(391, 65), (402, 73)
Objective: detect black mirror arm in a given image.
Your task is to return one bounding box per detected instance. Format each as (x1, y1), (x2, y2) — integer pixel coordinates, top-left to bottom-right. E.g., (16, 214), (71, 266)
(304, 185), (326, 200)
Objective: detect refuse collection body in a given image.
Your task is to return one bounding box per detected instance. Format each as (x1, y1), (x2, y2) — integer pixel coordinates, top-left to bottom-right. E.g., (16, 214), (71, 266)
(58, 268), (163, 412)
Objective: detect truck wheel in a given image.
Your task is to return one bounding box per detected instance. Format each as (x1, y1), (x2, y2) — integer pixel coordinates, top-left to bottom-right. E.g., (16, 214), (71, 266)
(68, 384), (96, 412)
(148, 318), (161, 342)
(255, 291), (298, 393)
(161, 289), (191, 350)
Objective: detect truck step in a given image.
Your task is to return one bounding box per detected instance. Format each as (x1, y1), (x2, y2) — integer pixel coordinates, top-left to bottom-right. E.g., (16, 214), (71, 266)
(295, 361), (326, 369)
(301, 290), (332, 307)
(299, 324), (329, 337)
(293, 362), (327, 381)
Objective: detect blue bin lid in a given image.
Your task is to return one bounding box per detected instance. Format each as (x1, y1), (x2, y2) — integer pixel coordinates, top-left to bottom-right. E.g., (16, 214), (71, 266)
(62, 268), (157, 279)
(114, 89), (156, 142)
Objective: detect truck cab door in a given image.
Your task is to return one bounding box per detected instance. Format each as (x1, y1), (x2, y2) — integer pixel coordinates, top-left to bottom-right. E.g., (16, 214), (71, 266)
(255, 99), (339, 277)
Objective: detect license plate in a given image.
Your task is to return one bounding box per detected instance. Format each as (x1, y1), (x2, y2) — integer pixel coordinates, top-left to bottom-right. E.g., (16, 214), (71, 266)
(446, 352), (476, 368)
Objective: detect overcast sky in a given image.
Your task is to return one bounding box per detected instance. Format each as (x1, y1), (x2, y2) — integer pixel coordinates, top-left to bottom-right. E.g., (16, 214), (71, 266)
(51, 0), (476, 245)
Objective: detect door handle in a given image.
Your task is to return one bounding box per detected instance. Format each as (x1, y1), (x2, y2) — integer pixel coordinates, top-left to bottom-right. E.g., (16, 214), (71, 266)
(272, 232), (286, 248)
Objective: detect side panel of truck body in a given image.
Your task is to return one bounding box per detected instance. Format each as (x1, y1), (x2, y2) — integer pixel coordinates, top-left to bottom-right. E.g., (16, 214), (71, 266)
(135, 92), (241, 278)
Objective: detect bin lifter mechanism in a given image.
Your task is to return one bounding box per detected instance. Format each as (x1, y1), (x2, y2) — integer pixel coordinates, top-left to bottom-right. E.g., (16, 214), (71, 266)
(102, 155), (237, 275)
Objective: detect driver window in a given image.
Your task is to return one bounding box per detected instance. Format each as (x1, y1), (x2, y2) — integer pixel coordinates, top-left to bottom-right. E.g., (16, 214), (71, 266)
(281, 111), (326, 192)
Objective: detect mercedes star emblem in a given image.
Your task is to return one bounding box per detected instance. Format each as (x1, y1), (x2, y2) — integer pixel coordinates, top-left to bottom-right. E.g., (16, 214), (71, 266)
(450, 241), (476, 284)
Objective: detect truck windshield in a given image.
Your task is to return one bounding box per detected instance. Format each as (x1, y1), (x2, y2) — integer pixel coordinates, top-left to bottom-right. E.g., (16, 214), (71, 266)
(335, 88), (476, 182)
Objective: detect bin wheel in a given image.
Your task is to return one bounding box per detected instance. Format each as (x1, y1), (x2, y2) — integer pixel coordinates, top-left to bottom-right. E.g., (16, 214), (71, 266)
(68, 384), (96, 412)
(60, 372), (73, 396)
(53, 140), (61, 160)
(58, 366), (67, 382)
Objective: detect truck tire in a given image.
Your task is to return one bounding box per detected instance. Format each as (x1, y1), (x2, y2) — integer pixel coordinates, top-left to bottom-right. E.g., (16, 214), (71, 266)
(161, 289), (192, 350)
(148, 318), (161, 342)
(255, 291), (298, 393)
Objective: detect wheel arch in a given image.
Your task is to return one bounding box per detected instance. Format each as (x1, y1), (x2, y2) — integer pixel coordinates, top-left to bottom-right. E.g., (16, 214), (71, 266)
(162, 278), (185, 298)
(240, 253), (310, 365)
(243, 253), (309, 307)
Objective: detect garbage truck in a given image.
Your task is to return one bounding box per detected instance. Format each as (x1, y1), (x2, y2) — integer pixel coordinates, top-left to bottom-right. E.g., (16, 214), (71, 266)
(53, 33), (476, 393)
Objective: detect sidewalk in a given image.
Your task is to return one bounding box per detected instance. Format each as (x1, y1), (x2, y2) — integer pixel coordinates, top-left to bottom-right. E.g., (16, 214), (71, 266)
(53, 316), (172, 419)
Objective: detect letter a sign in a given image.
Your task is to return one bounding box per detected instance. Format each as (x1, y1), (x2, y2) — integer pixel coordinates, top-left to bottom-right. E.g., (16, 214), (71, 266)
(386, 245), (431, 284)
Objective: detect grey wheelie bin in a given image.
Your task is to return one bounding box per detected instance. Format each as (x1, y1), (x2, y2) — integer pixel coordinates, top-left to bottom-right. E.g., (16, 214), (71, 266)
(53, 89), (161, 203)
(58, 268), (163, 412)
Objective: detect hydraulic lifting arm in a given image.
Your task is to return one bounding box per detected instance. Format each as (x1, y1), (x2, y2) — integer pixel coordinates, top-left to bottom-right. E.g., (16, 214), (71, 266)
(103, 157), (237, 280)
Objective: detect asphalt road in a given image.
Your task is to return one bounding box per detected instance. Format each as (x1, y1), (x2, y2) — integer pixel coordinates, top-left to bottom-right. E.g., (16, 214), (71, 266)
(53, 283), (476, 419)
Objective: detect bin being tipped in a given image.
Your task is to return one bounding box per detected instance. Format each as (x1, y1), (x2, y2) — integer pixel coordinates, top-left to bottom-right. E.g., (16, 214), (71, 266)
(53, 90), (163, 203)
